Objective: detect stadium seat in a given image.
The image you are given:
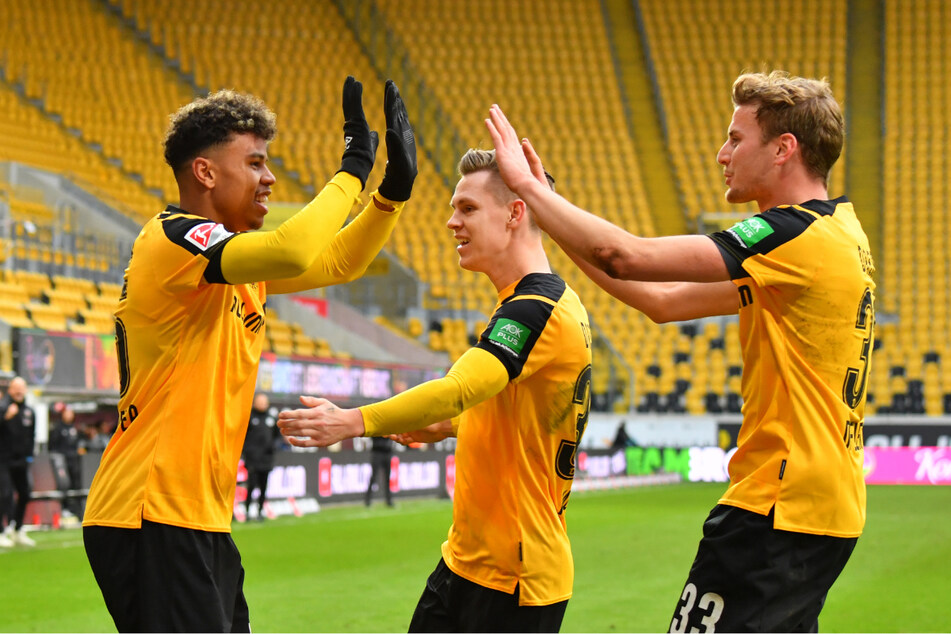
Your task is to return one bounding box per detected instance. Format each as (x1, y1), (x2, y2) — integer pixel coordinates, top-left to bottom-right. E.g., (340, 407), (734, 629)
(877, 0), (951, 410)
(26, 302), (69, 331)
(0, 0), (945, 415)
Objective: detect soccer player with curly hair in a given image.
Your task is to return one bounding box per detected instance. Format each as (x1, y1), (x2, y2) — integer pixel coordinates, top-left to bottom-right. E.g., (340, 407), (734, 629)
(83, 77), (417, 632)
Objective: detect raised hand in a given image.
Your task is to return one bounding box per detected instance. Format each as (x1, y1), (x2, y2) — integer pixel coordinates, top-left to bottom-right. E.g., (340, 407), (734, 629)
(337, 76), (379, 189)
(485, 104), (546, 193)
(378, 80), (417, 202)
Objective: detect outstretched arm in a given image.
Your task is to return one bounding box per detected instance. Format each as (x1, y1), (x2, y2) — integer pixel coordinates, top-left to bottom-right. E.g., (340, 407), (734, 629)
(218, 173), (360, 285)
(267, 79), (417, 294)
(266, 191), (403, 294)
(486, 105), (731, 284)
(277, 347), (508, 447)
(217, 76), (378, 285)
(561, 242), (739, 321)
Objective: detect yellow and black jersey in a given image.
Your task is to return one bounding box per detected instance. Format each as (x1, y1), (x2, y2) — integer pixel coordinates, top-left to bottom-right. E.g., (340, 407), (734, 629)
(709, 196), (874, 538)
(443, 273), (592, 606)
(83, 208), (266, 532)
(84, 174), (404, 533)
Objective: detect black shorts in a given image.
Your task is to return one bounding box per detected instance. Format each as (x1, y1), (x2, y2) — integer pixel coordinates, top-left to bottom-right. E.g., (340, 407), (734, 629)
(84, 519), (250, 633)
(409, 557), (568, 633)
(669, 504), (857, 633)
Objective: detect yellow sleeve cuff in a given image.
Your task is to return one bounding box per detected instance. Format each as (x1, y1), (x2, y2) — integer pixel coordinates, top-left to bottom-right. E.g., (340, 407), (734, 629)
(333, 172), (364, 203)
(370, 190), (405, 214)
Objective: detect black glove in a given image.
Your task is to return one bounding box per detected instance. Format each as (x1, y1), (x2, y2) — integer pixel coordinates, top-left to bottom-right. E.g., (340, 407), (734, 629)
(377, 80), (417, 202)
(337, 76), (379, 189)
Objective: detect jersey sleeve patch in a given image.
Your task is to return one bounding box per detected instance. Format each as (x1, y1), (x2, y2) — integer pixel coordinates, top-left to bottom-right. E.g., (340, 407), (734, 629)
(728, 216), (775, 248)
(160, 209), (236, 284)
(487, 318), (531, 356)
(709, 206), (820, 279)
(184, 222), (232, 251)
(475, 273), (564, 380)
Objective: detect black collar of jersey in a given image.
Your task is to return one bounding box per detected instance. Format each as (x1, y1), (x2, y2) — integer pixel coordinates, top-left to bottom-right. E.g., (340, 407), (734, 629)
(503, 272), (566, 304)
(775, 195), (849, 217)
(161, 204), (191, 219)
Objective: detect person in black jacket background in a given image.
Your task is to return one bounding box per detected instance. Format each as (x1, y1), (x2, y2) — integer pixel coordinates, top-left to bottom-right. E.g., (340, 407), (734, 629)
(242, 393), (280, 521)
(365, 436), (394, 508)
(48, 403), (84, 519)
(0, 377), (36, 547)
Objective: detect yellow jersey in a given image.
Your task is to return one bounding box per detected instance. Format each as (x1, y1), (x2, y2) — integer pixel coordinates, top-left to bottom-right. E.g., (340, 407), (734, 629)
(442, 273), (592, 605)
(710, 197), (874, 537)
(84, 175), (403, 532)
(84, 209), (265, 532)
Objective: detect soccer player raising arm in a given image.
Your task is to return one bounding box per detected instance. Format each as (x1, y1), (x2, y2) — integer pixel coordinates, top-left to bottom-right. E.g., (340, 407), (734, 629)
(486, 71), (875, 632)
(82, 76), (416, 633)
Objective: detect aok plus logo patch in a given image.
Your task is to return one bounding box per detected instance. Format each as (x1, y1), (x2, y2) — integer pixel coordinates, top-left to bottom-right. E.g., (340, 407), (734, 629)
(488, 318), (530, 356)
(728, 216), (774, 248)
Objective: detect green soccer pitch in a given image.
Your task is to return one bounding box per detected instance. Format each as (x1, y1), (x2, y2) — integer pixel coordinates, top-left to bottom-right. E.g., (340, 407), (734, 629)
(1, 482), (948, 632)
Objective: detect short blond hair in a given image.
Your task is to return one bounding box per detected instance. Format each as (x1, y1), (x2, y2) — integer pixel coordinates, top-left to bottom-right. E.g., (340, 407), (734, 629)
(732, 71), (844, 184)
(458, 148), (555, 203)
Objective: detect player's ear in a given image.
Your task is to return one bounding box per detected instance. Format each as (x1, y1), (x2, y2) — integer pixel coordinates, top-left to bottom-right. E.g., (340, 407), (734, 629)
(192, 157), (215, 190)
(774, 132), (798, 166)
(509, 199), (528, 226)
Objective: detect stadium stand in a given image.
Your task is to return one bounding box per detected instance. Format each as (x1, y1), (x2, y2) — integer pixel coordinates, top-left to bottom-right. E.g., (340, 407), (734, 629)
(0, 1), (185, 220)
(0, 0), (946, 414)
(0, 85), (163, 220)
(106, 0), (494, 350)
(370, 0), (656, 406)
(640, 0), (848, 226)
(879, 0), (950, 415)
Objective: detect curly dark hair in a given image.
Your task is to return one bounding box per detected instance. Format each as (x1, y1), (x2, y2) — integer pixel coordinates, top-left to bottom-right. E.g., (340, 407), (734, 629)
(163, 89), (277, 173)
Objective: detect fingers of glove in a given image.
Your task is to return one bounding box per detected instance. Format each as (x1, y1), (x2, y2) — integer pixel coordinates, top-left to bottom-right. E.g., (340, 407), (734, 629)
(378, 80), (417, 201)
(383, 81), (415, 156)
(338, 76), (378, 187)
(369, 130), (380, 159)
(384, 80), (411, 138)
(383, 79), (398, 128)
(342, 79), (370, 151)
(342, 75), (367, 124)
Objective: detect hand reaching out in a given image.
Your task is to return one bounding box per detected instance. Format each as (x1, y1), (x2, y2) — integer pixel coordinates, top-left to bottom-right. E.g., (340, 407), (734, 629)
(277, 396), (365, 448)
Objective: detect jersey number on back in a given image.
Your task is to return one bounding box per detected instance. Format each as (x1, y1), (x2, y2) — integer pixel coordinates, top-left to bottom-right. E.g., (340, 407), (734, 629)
(556, 364), (591, 514)
(115, 317), (130, 398)
(842, 287), (874, 409)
